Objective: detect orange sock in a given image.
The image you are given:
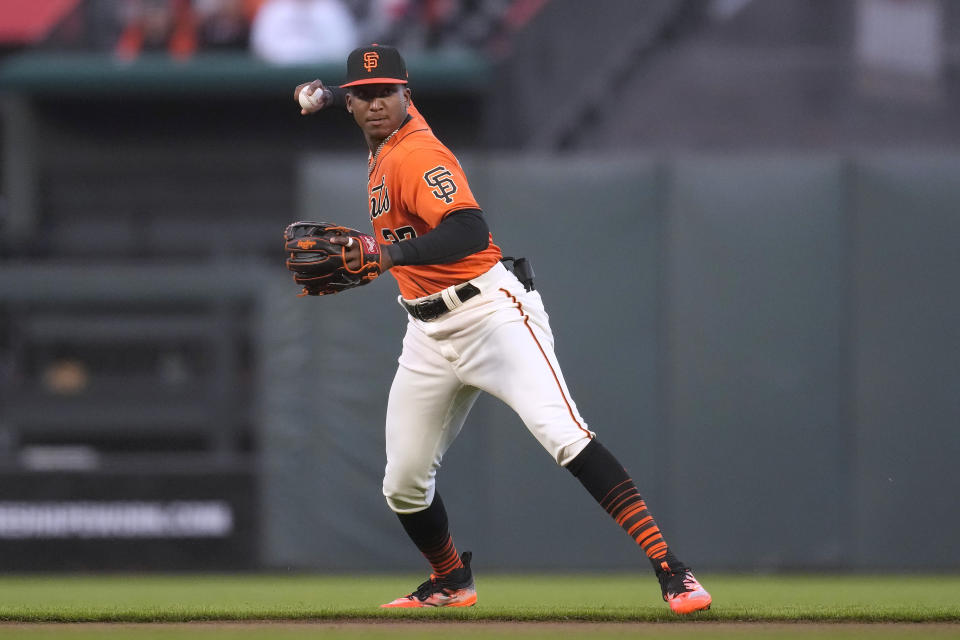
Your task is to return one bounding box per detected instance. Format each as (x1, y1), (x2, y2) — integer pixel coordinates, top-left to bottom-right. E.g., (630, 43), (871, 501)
(601, 480), (668, 561)
(568, 440), (685, 573)
(421, 533), (463, 576)
(396, 493), (464, 577)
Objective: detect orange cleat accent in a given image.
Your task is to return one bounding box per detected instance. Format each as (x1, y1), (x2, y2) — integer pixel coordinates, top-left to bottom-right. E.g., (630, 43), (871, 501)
(380, 551), (477, 609)
(660, 568), (712, 615)
(380, 586), (477, 608)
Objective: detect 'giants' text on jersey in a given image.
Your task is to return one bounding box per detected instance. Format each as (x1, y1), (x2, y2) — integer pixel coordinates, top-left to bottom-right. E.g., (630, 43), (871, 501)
(370, 175), (390, 219)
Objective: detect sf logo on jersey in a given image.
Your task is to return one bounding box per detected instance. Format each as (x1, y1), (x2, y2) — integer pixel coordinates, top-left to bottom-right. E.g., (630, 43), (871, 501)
(423, 166), (458, 204)
(370, 175), (390, 219)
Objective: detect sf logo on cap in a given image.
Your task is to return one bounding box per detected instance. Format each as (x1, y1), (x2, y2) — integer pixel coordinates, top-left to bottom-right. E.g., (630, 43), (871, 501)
(363, 51), (379, 72)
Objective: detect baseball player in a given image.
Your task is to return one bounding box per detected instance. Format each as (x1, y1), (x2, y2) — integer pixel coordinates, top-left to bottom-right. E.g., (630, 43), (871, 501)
(287, 44), (711, 615)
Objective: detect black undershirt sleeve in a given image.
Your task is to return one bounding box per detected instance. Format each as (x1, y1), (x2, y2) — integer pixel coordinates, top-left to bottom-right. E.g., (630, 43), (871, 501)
(328, 86), (348, 109)
(385, 209), (490, 267)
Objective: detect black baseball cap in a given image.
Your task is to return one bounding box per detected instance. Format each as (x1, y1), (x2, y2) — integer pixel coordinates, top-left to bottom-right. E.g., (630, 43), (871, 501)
(341, 44), (408, 88)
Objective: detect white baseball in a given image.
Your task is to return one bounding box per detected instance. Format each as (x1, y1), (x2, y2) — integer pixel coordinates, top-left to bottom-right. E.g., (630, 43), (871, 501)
(299, 87), (325, 110)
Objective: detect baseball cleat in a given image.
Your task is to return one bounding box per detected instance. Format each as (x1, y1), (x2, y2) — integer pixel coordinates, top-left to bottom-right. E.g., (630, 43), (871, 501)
(380, 551), (477, 608)
(659, 566), (712, 615)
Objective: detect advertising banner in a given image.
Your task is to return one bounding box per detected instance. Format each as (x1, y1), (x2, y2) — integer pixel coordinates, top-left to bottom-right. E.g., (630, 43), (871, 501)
(0, 471), (257, 570)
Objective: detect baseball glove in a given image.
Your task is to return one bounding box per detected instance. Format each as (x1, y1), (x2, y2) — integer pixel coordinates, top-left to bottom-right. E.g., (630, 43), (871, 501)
(283, 221), (382, 296)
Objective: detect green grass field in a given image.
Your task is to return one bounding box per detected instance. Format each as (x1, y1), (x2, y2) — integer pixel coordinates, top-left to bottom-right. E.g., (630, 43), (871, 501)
(1, 573), (958, 639)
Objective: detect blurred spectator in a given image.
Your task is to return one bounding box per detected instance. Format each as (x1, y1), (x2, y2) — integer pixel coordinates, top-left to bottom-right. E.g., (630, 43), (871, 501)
(114, 0), (198, 61)
(11, 0), (538, 59)
(194, 0), (255, 51)
(356, 0), (413, 49)
(356, 0), (525, 54)
(250, 0), (357, 65)
(422, 0), (457, 49)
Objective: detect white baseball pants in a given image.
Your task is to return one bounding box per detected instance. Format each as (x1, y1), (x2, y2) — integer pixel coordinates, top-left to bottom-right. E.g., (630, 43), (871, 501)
(383, 262), (595, 513)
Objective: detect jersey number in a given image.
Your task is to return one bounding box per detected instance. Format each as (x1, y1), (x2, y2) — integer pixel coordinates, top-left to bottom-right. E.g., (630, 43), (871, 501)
(382, 226), (417, 244)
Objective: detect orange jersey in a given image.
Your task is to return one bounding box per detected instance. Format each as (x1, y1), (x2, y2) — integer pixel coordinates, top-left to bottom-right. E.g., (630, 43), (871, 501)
(367, 103), (502, 299)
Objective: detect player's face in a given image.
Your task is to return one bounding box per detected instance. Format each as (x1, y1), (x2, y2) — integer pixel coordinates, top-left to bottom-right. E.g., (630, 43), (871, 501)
(346, 84), (411, 146)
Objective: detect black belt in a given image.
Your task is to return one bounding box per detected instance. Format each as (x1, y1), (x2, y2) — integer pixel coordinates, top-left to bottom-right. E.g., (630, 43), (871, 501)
(403, 283), (481, 322)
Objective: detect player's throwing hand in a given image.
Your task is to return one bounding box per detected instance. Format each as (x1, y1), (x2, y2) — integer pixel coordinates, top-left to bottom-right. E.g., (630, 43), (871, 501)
(294, 80), (330, 115)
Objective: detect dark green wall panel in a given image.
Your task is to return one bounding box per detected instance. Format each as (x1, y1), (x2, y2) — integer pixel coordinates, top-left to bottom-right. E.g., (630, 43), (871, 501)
(851, 156), (960, 569)
(666, 156), (846, 569)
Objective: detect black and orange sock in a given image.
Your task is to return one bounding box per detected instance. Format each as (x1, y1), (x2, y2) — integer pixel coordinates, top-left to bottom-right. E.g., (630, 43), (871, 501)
(396, 493), (464, 577)
(567, 439), (683, 575)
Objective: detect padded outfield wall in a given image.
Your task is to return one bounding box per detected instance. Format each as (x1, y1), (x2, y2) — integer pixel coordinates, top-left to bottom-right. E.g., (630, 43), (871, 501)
(257, 153), (960, 573)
